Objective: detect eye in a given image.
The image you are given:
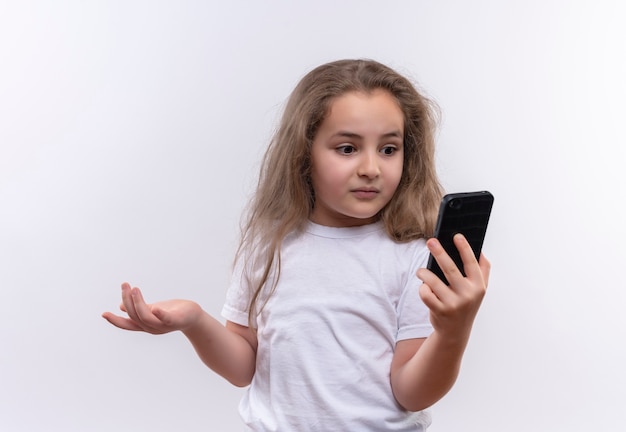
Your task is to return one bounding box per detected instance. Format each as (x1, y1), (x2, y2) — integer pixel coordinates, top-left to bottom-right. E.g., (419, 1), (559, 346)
(336, 145), (356, 155)
(381, 145), (398, 156)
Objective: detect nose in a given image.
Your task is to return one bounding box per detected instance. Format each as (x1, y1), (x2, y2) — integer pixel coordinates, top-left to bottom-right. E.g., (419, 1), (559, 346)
(357, 151), (380, 179)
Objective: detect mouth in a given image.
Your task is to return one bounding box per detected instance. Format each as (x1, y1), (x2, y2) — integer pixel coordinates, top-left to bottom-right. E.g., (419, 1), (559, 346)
(351, 188), (380, 199)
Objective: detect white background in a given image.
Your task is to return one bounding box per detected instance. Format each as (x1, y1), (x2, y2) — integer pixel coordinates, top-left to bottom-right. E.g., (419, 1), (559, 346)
(1, 1), (625, 431)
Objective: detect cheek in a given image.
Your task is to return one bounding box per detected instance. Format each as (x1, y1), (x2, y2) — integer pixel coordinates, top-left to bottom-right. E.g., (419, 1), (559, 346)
(313, 161), (345, 188)
(311, 164), (334, 198)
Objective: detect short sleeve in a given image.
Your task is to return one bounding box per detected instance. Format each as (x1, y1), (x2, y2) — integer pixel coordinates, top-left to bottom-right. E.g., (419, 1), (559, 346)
(220, 258), (252, 327)
(396, 241), (433, 341)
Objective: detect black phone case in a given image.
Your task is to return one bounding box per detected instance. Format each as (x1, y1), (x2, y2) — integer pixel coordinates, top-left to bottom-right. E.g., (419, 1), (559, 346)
(426, 191), (494, 285)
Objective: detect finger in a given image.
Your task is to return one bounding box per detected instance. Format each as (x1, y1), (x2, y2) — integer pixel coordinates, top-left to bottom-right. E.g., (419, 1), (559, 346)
(120, 283), (140, 323)
(101, 312), (145, 331)
(129, 287), (165, 331)
(426, 237), (464, 286)
(418, 281), (444, 312)
(478, 253), (491, 288)
(416, 267), (454, 305)
(453, 234), (482, 281)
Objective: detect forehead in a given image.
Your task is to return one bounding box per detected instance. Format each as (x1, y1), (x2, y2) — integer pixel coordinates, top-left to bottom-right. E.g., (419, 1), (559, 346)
(320, 89), (405, 133)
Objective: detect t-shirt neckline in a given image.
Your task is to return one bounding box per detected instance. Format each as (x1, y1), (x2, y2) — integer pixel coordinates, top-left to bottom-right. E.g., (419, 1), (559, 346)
(305, 220), (384, 239)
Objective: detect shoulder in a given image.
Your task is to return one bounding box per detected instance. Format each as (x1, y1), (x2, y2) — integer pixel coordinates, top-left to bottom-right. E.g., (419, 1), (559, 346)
(379, 232), (430, 266)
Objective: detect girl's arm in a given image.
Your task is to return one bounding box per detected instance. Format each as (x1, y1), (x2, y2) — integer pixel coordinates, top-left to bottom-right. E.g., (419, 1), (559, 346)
(102, 283), (257, 387)
(390, 234), (490, 411)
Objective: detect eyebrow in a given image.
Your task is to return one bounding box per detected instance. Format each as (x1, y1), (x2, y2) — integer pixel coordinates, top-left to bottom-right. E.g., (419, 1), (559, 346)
(332, 130), (403, 139)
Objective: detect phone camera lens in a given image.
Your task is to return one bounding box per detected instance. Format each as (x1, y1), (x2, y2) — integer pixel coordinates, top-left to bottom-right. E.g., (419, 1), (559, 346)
(449, 199), (462, 210)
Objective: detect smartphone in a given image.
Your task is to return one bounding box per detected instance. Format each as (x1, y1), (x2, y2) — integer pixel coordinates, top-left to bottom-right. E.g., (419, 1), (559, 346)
(426, 191), (494, 285)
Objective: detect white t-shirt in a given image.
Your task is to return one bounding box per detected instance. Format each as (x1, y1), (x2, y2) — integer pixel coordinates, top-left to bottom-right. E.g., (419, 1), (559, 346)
(221, 221), (433, 431)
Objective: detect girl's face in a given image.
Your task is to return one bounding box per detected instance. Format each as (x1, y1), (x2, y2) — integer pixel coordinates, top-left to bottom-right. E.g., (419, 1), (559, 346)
(310, 90), (404, 227)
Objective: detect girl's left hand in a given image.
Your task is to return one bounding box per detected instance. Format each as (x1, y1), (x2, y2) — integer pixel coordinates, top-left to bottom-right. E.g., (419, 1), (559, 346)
(416, 234), (490, 341)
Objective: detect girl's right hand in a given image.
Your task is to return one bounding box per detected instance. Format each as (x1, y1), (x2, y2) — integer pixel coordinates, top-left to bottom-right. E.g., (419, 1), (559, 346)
(102, 282), (203, 335)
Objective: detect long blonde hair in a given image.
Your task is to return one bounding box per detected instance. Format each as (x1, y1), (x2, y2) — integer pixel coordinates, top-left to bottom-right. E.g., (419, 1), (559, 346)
(236, 59), (443, 326)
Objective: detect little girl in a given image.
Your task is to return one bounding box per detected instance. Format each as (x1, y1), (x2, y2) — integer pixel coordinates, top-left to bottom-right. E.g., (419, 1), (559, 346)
(103, 59), (490, 431)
